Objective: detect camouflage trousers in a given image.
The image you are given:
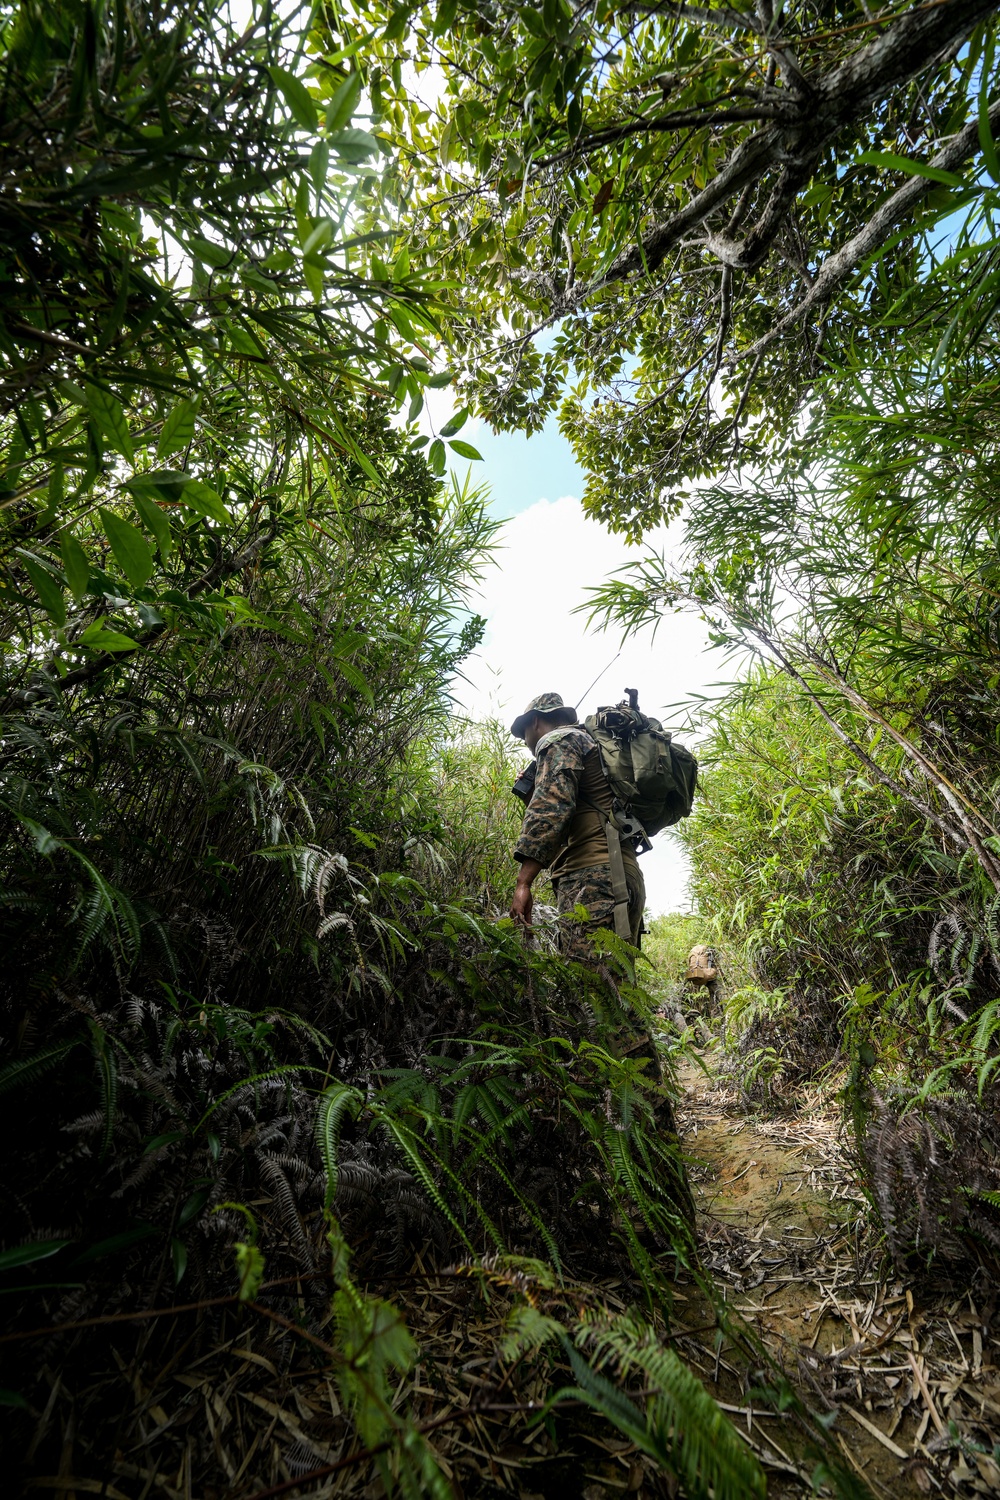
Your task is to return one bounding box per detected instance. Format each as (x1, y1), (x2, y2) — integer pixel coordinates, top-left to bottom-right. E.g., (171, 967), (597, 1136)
(551, 861), (645, 963)
(551, 862), (682, 1142)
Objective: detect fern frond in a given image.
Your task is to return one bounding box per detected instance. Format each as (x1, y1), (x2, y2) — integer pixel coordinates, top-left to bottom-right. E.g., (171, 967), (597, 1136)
(581, 1313), (766, 1500)
(315, 1081), (364, 1208)
(0, 1038), (79, 1095)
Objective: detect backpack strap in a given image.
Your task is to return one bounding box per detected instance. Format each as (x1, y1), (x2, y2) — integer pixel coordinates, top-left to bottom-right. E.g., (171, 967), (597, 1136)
(578, 793), (632, 942)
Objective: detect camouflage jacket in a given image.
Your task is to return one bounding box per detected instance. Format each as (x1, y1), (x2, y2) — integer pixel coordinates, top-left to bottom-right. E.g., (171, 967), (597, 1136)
(513, 725), (612, 873)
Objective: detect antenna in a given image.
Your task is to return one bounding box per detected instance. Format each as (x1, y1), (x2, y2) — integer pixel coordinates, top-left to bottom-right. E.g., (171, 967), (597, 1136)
(573, 650), (621, 710)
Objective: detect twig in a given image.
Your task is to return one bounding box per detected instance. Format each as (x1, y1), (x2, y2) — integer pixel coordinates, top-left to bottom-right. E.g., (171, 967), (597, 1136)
(844, 1403), (910, 1459)
(907, 1350), (946, 1436)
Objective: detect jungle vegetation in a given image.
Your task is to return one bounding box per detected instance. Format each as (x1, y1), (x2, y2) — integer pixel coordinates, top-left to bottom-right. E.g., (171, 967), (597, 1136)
(4, 1), (1000, 1497)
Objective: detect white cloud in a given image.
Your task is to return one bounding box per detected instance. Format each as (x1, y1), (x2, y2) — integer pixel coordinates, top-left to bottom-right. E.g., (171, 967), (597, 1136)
(453, 493), (725, 915)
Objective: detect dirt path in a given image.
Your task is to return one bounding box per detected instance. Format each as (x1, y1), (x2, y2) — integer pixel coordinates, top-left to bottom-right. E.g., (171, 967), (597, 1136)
(673, 1048), (1000, 1497)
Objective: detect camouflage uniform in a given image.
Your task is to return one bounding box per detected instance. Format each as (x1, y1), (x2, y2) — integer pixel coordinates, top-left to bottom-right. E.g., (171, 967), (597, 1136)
(512, 697), (679, 1142)
(550, 862), (646, 963)
(513, 722), (645, 962)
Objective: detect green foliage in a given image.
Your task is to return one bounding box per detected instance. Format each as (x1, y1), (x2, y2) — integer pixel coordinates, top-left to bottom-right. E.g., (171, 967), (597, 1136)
(401, 717), (528, 911)
(569, 1307), (766, 1500)
(0, 7), (879, 1495)
(341, 0), (1000, 530)
(0, 0), (462, 674)
(643, 911), (707, 1003)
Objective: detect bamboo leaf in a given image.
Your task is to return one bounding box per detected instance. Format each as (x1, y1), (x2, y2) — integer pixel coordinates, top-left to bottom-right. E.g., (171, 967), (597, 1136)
(60, 531), (92, 600)
(979, 57), (1000, 185)
(171, 1236), (188, 1284)
(326, 71), (361, 131)
(855, 150), (964, 188)
(187, 235), (231, 269)
(269, 64), (318, 131)
(0, 1239), (71, 1272)
(156, 399), (197, 459)
(23, 558), (66, 625)
(87, 386), (134, 463)
(99, 507), (154, 587)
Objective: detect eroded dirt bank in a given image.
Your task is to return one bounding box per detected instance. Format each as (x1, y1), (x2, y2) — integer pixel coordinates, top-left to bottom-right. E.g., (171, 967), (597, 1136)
(671, 1048), (1000, 1497)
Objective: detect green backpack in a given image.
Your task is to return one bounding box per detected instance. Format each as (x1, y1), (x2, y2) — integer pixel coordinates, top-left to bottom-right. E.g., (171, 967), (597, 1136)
(584, 690), (698, 839)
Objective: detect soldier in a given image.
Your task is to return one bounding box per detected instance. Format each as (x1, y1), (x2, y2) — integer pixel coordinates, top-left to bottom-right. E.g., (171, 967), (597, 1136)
(508, 692), (645, 961)
(509, 694), (689, 1183)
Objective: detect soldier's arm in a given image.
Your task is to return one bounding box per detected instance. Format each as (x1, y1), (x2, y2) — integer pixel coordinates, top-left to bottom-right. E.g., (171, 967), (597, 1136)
(514, 738), (585, 865)
(510, 739), (585, 925)
(510, 857), (543, 927)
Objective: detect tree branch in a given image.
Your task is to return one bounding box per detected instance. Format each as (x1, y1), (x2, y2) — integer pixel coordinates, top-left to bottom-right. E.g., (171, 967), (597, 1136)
(732, 96), (1000, 366)
(550, 0), (996, 311)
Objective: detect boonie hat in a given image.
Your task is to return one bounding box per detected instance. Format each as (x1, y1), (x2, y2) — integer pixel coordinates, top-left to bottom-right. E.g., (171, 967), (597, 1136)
(510, 692), (576, 740)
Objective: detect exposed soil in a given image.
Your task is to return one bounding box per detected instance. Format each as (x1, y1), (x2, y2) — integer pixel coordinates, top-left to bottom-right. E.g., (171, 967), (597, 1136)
(671, 1045), (1000, 1497)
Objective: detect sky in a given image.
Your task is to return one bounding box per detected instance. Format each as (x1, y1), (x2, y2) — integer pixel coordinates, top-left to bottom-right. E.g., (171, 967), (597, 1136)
(441, 413), (730, 915)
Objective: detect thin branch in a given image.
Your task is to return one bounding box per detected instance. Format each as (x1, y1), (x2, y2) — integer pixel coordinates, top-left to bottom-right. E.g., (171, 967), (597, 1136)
(549, 0), (996, 311)
(732, 95), (1000, 366)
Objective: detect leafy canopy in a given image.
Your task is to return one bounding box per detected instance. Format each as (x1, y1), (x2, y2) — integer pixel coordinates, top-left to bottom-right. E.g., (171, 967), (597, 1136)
(340, 0), (1000, 532)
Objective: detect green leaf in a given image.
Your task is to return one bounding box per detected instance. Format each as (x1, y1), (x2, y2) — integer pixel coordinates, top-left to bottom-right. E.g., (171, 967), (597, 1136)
(0, 1390), (28, 1409)
(171, 1236), (188, 1285)
(157, 399), (197, 459)
(0, 1239), (70, 1272)
(79, 620), (139, 653)
(316, 1082), (364, 1207)
(0, 1039), (78, 1095)
(427, 370), (454, 388)
(235, 1241), (266, 1301)
(856, 150), (965, 188)
(73, 1225), (158, 1264)
(187, 235), (231, 269)
(127, 469), (190, 500)
(178, 1187), (210, 1226)
(56, 379), (87, 407)
(86, 386), (133, 463)
(309, 139), (329, 197)
(269, 64), (318, 131)
(439, 407), (468, 437)
(60, 531), (92, 600)
(143, 1130), (186, 1154)
(180, 479), (231, 524)
(328, 128), (379, 163)
(303, 218), (333, 256)
(428, 438), (446, 475)
(99, 507), (154, 587)
(132, 493), (173, 559)
(440, 117), (457, 168)
(383, 3), (414, 42)
(448, 439), (483, 460)
(303, 258), (325, 302)
(295, 173), (312, 243)
(326, 71), (361, 131)
(23, 558), (66, 625)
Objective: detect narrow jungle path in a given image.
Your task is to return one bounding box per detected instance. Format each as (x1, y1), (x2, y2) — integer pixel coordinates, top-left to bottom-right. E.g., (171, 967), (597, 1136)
(672, 1046), (1000, 1498)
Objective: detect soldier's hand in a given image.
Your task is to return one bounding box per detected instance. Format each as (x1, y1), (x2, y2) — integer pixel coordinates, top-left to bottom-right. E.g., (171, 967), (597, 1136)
(510, 881), (533, 927)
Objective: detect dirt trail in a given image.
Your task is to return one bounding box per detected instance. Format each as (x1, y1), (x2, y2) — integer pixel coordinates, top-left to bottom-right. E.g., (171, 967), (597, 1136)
(673, 1047), (1000, 1497)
